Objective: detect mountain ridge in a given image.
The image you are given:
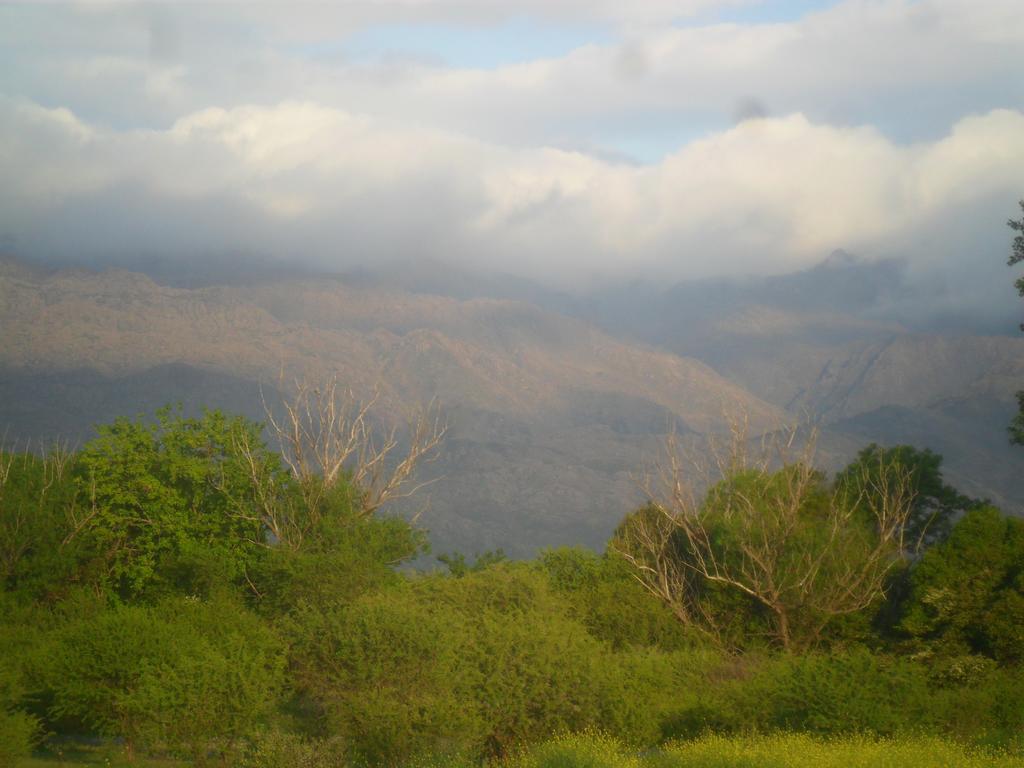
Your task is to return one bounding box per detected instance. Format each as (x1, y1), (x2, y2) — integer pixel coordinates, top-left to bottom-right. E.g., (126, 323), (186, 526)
(0, 259), (786, 555)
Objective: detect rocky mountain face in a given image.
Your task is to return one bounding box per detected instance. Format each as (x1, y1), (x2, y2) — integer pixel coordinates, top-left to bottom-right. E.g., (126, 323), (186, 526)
(1, 254), (1021, 554)
(575, 255), (1024, 511)
(0, 259), (782, 556)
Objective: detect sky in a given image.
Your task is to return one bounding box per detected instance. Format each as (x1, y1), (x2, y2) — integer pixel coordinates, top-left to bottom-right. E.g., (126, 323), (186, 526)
(1, 0), (1023, 304)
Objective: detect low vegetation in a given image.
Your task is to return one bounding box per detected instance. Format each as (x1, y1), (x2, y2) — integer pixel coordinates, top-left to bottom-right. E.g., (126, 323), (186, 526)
(502, 732), (1024, 768)
(2, 394), (1022, 766)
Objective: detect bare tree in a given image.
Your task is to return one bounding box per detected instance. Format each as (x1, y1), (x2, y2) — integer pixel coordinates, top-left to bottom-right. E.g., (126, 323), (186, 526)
(226, 376), (446, 551)
(0, 438), (75, 579)
(612, 421), (915, 651)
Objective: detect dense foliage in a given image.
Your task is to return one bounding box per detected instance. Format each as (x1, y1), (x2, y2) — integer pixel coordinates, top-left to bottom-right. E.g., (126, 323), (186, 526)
(1, 407), (1022, 766)
(1006, 198), (1024, 445)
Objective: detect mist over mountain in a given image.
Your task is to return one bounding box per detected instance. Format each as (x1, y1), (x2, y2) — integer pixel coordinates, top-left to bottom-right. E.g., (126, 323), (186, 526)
(1, 253), (1021, 555)
(0, 256), (787, 555)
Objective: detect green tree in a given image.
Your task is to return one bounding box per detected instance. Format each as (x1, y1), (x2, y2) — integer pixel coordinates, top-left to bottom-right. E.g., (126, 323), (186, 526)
(437, 548), (506, 577)
(614, 451), (915, 651)
(250, 506), (425, 615)
(1007, 200), (1024, 444)
(898, 505), (1024, 663)
(71, 407), (287, 598)
(0, 447), (78, 599)
(835, 444), (975, 548)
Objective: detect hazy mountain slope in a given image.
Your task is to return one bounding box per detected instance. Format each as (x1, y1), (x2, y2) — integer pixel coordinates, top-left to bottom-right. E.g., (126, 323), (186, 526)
(0, 259), (783, 555)
(824, 397), (1021, 510)
(578, 254), (1024, 513)
(5, 253), (1021, 551)
(0, 364), (275, 444)
(709, 333), (1024, 421)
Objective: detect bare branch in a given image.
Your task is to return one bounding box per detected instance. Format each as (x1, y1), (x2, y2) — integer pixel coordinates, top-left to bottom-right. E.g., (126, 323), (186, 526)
(255, 375), (446, 548)
(614, 412), (914, 651)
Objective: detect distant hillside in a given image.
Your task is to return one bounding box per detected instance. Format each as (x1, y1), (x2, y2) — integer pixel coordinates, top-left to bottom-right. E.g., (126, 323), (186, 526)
(573, 254), (1024, 513)
(2, 254), (1021, 552)
(0, 258), (783, 556)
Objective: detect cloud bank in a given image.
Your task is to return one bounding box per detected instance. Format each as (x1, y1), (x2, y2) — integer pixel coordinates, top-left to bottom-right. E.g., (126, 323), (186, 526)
(0, 0), (1022, 303)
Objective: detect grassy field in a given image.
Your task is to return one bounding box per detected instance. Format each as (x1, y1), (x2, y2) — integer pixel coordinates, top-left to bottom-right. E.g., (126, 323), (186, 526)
(17, 742), (187, 768)
(18, 733), (1024, 767)
(504, 733), (1024, 768)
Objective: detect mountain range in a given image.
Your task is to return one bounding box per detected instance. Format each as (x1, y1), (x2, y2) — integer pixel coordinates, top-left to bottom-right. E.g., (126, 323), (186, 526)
(1, 254), (1021, 556)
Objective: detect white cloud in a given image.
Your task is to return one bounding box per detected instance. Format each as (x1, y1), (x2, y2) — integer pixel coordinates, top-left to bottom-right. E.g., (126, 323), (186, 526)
(2, 98), (1022, 291)
(0, 0), (1021, 313)
(4, 0), (1021, 152)
(69, 0), (753, 30)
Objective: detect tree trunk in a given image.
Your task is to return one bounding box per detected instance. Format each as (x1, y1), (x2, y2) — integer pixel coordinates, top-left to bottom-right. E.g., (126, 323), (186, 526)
(774, 606), (792, 651)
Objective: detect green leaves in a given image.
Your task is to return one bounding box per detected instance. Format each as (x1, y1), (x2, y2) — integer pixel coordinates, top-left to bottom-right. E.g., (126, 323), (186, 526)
(72, 407), (284, 598)
(47, 595), (286, 758)
(897, 506), (1024, 663)
(1007, 199), (1024, 273)
(836, 443), (975, 548)
(1006, 200), (1024, 438)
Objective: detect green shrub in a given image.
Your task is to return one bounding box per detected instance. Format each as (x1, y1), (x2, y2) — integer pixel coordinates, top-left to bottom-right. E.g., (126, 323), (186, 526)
(928, 665), (1024, 748)
(537, 548), (690, 651)
(504, 732), (641, 768)
(655, 733), (1022, 768)
(756, 648), (932, 735)
(675, 648), (933, 737)
(47, 595), (285, 761)
(0, 598), (43, 763)
(286, 586), (479, 765)
(288, 565), (700, 763)
(242, 730), (347, 768)
(417, 565), (668, 755)
(0, 707), (39, 764)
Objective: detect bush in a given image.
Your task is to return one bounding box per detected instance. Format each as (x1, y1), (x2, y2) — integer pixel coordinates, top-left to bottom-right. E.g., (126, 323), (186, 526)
(242, 730), (347, 768)
(655, 733), (1021, 768)
(675, 648), (933, 737)
(537, 548), (691, 651)
(288, 565), (700, 763)
(286, 586), (479, 765)
(0, 598), (43, 763)
(754, 649), (932, 735)
(504, 732), (641, 768)
(47, 595), (285, 761)
(0, 707), (39, 764)
(928, 665), (1024, 748)
(416, 565), (669, 754)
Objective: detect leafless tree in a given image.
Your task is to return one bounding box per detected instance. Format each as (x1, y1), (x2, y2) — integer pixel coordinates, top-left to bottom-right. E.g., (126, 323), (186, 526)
(0, 438), (75, 579)
(612, 419), (915, 651)
(225, 375), (446, 551)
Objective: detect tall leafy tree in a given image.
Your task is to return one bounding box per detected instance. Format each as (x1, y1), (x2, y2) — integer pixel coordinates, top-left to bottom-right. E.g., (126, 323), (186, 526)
(835, 444), (975, 548)
(0, 447), (77, 598)
(614, 457), (915, 651)
(1007, 200), (1024, 444)
(898, 506), (1024, 663)
(71, 407), (287, 598)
